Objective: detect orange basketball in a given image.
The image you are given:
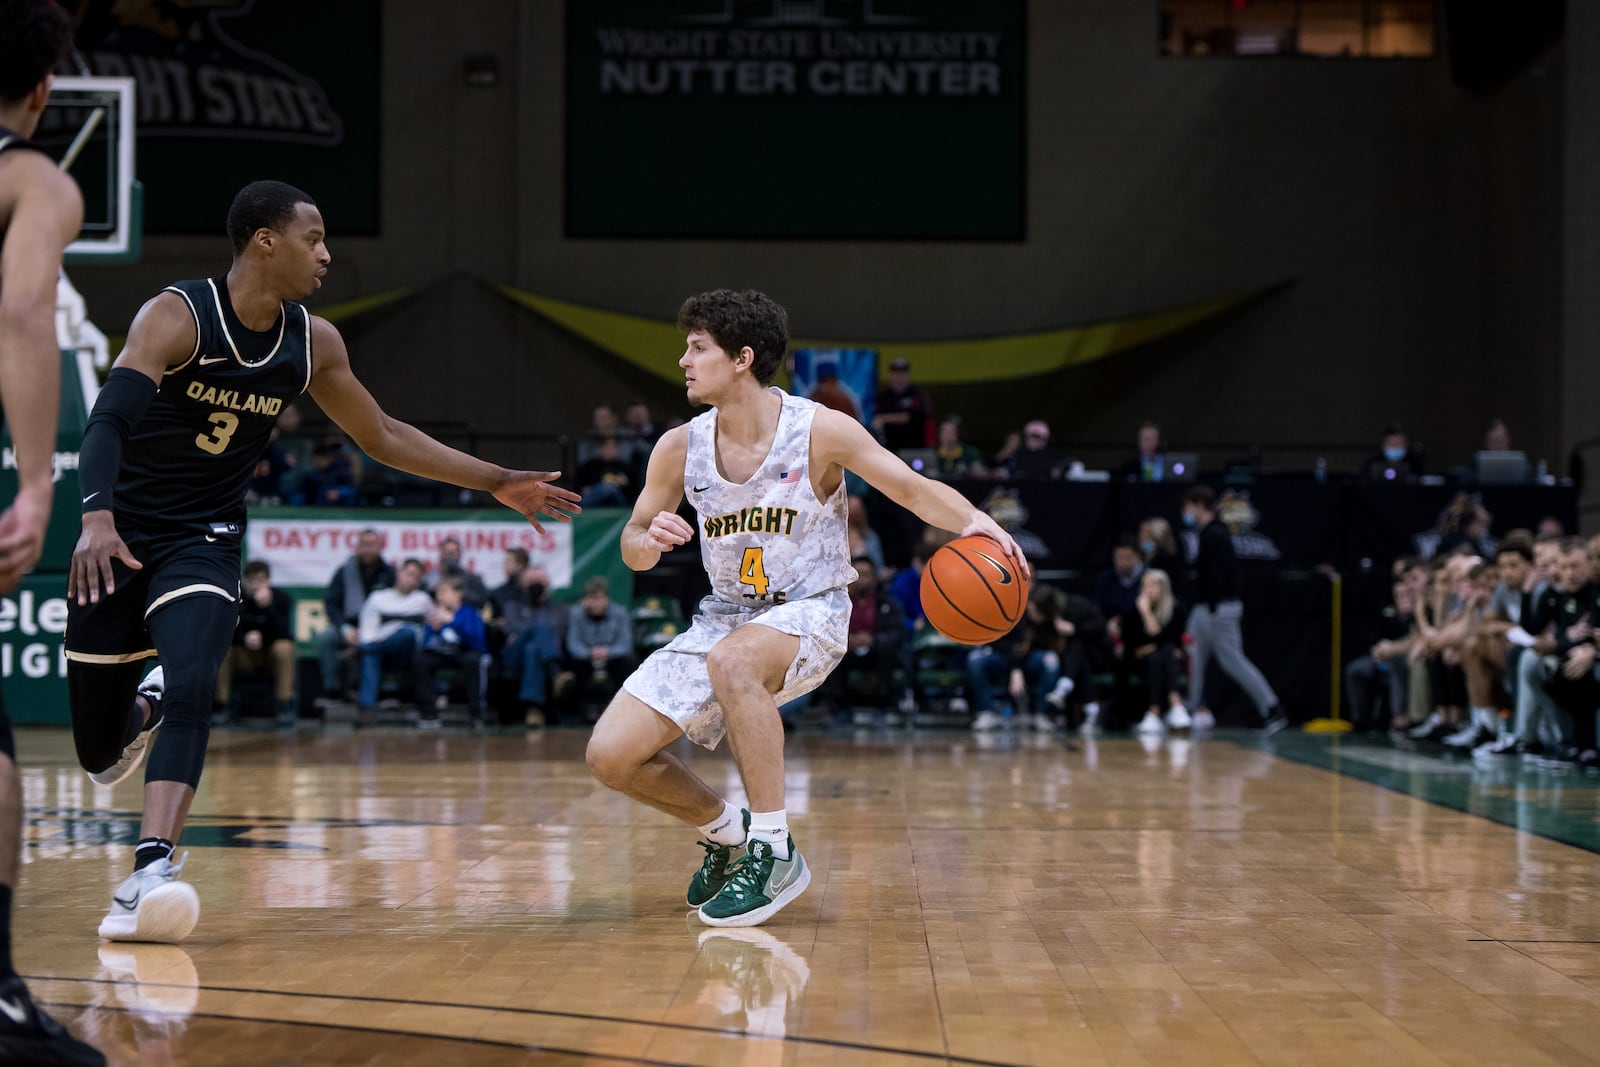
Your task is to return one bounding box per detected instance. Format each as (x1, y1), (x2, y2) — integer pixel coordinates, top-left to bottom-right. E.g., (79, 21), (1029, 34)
(920, 535), (1029, 645)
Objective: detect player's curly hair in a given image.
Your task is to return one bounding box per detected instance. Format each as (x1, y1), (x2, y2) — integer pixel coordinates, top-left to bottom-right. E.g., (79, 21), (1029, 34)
(677, 289), (789, 386)
(226, 179), (316, 255)
(0, 0), (74, 103)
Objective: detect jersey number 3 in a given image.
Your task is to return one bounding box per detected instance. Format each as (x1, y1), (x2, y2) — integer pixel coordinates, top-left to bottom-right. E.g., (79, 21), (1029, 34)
(195, 411), (240, 455)
(739, 547), (770, 596)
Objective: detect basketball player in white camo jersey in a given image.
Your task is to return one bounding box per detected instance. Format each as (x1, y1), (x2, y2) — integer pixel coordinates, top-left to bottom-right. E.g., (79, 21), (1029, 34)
(586, 289), (1026, 928)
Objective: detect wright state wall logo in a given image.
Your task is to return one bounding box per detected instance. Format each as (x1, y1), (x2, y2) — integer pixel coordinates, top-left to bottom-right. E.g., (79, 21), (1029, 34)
(68, 0), (344, 145)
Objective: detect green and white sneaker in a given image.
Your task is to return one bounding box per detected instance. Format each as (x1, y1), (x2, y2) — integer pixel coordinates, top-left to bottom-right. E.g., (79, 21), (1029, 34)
(687, 809), (749, 908)
(698, 836), (811, 928)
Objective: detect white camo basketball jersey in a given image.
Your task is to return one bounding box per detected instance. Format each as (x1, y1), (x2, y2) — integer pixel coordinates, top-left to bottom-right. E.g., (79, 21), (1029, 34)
(685, 390), (855, 608)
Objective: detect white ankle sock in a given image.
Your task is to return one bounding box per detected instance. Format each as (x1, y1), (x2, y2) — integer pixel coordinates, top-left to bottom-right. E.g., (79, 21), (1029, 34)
(748, 808), (790, 859)
(697, 801), (746, 847)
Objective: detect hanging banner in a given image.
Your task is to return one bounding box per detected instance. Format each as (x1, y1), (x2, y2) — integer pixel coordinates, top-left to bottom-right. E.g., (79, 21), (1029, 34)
(566, 0), (1025, 239)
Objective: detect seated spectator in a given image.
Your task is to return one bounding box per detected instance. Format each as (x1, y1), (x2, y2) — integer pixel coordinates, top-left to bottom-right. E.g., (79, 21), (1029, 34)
(1093, 536), (1144, 624)
(819, 556), (910, 722)
(1435, 495), (1496, 558)
(1404, 552), (1476, 741)
(566, 576), (635, 718)
(1537, 516), (1565, 539)
(1118, 569), (1189, 735)
(872, 357), (934, 452)
(417, 575), (489, 727)
(425, 535), (488, 607)
(296, 435), (358, 506)
(1138, 516), (1191, 603)
(989, 430), (1021, 474)
(1532, 540), (1600, 765)
(1344, 558), (1424, 732)
(1425, 559), (1512, 750)
(620, 399), (660, 475)
(969, 584), (1104, 732)
(1361, 423), (1426, 483)
(933, 416), (986, 479)
(215, 560), (296, 725)
(577, 435), (636, 507)
(809, 363), (861, 420)
(496, 563), (569, 726)
(314, 529), (395, 704)
(1118, 421), (1168, 483)
(577, 404), (621, 467)
(488, 547), (531, 621)
(846, 493), (886, 574)
(888, 539), (933, 634)
(356, 558), (433, 721)
(1006, 420), (1064, 481)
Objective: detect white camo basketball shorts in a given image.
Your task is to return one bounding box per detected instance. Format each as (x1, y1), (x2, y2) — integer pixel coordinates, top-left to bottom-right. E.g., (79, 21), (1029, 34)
(621, 589), (849, 749)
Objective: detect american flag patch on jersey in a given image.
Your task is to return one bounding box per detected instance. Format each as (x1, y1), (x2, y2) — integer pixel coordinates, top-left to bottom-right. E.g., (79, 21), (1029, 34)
(777, 468), (802, 483)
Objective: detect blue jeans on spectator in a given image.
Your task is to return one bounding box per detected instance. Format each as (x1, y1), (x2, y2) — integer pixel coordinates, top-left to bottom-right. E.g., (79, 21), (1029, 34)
(359, 625), (422, 709)
(506, 624), (564, 705)
(966, 647), (1061, 718)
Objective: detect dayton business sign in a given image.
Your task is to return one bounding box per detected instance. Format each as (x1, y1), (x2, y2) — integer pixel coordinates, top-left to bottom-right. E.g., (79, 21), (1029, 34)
(567, 0), (1025, 239)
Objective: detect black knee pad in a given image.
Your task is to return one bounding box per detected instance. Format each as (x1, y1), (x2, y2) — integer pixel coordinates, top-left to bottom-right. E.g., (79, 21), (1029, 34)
(144, 594), (240, 788)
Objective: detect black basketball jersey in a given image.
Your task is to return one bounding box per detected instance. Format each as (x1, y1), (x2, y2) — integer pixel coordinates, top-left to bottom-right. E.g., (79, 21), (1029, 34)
(114, 275), (312, 532)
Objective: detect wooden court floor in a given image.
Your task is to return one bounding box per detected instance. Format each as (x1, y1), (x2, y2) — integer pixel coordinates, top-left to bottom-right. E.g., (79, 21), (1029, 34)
(9, 724), (1600, 1066)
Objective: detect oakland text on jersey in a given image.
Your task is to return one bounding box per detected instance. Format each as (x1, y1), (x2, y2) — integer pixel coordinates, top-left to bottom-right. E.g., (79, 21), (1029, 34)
(182, 380), (284, 417)
(702, 505), (800, 540)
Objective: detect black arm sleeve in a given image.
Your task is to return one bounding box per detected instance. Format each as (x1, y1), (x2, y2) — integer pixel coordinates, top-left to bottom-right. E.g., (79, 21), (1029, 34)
(78, 367), (158, 514)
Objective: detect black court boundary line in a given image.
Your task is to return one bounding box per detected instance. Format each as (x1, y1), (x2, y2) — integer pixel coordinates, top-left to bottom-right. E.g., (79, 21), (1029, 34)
(34, 976), (1023, 1067)
(1227, 736), (1600, 859)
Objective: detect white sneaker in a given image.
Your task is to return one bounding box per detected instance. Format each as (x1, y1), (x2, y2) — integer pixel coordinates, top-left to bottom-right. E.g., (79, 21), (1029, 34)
(972, 710), (1006, 731)
(1044, 676), (1075, 710)
(1136, 712), (1166, 735)
(89, 666), (165, 787)
(1191, 709), (1216, 732)
(948, 696), (969, 714)
(1078, 703), (1100, 735)
(1442, 722), (1484, 748)
(98, 853), (200, 943)
(1165, 704), (1192, 730)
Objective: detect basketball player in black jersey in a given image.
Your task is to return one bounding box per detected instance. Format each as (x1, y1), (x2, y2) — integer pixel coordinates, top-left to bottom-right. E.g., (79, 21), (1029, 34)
(0, 4), (107, 1064)
(66, 179), (582, 944)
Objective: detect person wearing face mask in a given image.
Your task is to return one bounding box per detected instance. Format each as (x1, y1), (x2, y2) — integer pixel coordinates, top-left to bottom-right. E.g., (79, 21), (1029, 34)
(492, 560), (570, 726)
(1180, 486), (1286, 734)
(1361, 423), (1426, 483)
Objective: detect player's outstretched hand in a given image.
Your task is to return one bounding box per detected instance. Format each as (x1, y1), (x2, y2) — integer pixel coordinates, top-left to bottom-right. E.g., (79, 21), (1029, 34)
(0, 486), (51, 594)
(69, 511), (143, 605)
(959, 515), (1031, 579)
(493, 470), (583, 533)
(644, 511), (696, 553)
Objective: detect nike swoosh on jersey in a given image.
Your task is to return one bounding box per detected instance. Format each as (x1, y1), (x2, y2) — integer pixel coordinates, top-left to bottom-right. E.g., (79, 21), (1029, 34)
(692, 484), (712, 493)
(0, 995), (27, 1025)
(198, 355), (228, 366)
(204, 535), (218, 543)
(974, 550), (1014, 584)
(81, 491), (100, 504)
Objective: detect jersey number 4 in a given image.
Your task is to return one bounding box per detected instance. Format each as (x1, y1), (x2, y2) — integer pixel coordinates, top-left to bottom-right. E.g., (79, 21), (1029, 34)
(195, 411), (240, 455)
(740, 547), (770, 596)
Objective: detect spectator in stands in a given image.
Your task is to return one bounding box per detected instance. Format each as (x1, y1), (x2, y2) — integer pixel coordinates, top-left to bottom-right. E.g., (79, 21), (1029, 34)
(356, 558), (433, 722)
(488, 547), (530, 621)
(1344, 558), (1424, 731)
(873, 357), (934, 452)
(820, 556), (910, 724)
(499, 563), (568, 727)
(846, 493), (887, 574)
(566, 576), (635, 718)
(1094, 536), (1145, 624)
(989, 430), (1021, 474)
(1138, 516), (1191, 603)
(933, 415), (986, 479)
(620, 399), (660, 477)
(1405, 552), (1475, 742)
(888, 538), (933, 633)
(1479, 536), (1566, 757)
(1006, 420), (1064, 481)
(296, 435), (358, 505)
(1433, 559), (1514, 749)
(968, 584), (1103, 732)
(426, 536), (488, 607)
(1435, 495), (1496, 558)
(1537, 540), (1600, 765)
(315, 529), (395, 705)
(215, 560), (297, 726)
(577, 435), (636, 507)
(1119, 421), (1168, 483)
(577, 404), (621, 467)
(1537, 516), (1565, 538)
(1182, 485), (1284, 733)
(417, 575), (489, 728)
(1120, 569), (1189, 735)
(809, 363), (861, 421)
(1361, 423), (1426, 483)
(272, 403), (315, 500)
(1484, 418), (1512, 453)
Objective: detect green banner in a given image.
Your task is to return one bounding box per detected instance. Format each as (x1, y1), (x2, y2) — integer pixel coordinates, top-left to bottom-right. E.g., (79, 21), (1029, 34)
(566, 0), (1025, 239)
